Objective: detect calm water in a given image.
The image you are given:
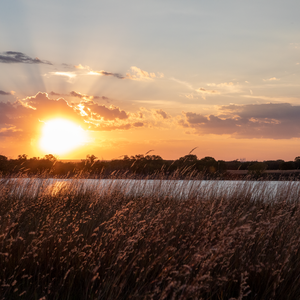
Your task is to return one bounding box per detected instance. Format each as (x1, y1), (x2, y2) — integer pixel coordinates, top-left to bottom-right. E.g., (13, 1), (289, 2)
(3, 178), (300, 201)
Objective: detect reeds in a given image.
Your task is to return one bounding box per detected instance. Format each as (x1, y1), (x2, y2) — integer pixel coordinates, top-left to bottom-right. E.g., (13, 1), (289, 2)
(1, 177), (300, 299)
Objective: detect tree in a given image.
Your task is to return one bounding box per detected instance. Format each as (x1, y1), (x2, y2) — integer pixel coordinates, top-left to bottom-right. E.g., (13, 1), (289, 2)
(0, 155), (8, 161)
(86, 154), (97, 164)
(44, 154), (57, 162)
(280, 161), (296, 170)
(144, 155), (163, 161)
(18, 154), (28, 161)
(178, 154), (198, 163)
(248, 162), (267, 172)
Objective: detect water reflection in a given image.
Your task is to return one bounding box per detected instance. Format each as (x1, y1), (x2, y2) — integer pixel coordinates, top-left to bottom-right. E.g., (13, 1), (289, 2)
(3, 178), (300, 201)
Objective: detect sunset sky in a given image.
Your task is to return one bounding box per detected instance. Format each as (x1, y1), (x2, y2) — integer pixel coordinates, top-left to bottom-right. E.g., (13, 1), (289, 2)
(1, 0), (300, 161)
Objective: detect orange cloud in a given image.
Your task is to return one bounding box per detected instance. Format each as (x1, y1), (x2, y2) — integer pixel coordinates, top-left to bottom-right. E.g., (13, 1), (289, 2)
(263, 77), (280, 82)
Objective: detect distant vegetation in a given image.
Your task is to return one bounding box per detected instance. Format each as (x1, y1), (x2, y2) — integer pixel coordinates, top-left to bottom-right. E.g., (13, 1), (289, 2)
(1, 153), (300, 179)
(2, 177), (300, 299)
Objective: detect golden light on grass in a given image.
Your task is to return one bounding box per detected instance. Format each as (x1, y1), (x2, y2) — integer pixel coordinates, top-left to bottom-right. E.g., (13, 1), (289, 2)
(39, 118), (87, 155)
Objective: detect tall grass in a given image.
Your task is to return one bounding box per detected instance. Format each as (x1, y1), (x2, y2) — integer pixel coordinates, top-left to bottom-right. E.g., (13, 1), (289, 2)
(1, 177), (300, 299)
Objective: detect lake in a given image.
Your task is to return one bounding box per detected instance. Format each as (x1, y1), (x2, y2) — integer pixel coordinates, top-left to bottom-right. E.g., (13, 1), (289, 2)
(3, 178), (300, 201)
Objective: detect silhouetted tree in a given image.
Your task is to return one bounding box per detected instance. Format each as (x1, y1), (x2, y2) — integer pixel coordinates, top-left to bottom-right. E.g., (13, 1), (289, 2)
(18, 154), (28, 161)
(44, 154), (57, 162)
(86, 154), (97, 164)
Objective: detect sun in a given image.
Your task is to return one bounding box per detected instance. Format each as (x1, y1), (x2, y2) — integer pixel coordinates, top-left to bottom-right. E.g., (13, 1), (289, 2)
(39, 118), (87, 155)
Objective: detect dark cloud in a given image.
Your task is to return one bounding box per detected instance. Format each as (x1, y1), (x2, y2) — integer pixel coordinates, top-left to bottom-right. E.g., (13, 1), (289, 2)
(49, 91), (61, 96)
(70, 91), (86, 99)
(0, 90), (12, 96)
(180, 103), (300, 139)
(133, 122), (144, 127)
(220, 103), (300, 120)
(97, 70), (125, 79)
(155, 109), (169, 119)
(49, 91), (109, 102)
(61, 63), (74, 69)
(198, 88), (219, 94)
(0, 51), (52, 65)
(93, 96), (109, 101)
(70, 91), (109, 102)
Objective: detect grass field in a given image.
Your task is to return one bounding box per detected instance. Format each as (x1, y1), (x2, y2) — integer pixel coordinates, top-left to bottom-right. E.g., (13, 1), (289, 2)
(1, 177), (300, 299)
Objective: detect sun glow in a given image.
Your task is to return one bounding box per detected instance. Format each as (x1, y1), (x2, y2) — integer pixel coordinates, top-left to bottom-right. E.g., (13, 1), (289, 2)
(39, 119), (87, 155)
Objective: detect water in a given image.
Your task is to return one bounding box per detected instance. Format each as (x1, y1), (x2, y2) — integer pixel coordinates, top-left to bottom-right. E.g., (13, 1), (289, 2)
(2, 178), (300, 201)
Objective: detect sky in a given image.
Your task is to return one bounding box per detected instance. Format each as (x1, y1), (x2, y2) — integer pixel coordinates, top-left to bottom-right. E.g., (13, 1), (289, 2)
(0, 0), (300, 161)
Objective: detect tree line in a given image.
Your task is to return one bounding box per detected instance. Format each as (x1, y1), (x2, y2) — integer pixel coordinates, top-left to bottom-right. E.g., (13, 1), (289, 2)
(0, 153), (300, 178)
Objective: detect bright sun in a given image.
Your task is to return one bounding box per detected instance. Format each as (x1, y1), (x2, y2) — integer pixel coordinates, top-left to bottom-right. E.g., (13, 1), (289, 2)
(39, 118), (87, 155)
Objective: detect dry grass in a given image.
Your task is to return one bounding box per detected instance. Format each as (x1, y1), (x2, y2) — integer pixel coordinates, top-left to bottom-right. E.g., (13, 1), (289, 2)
(1, 177), (300, 299)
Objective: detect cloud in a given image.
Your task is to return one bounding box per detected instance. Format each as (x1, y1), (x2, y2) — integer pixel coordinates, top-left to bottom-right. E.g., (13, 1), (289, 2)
(22, 92), (83, 123)
(51, 63), (164, 83)
(49, 91), (109, 102)
(155, 109), (170, 119)
(70, 91), (91, 99)
(197, 88), (220, 94)
(49, 72), (77, 79)
(170, 78), (194, 90)
(197, 87), (220, 100)
(0, 51), (52, 65)
(69, 91), (109, 103)
(126, 66), (164, 81)
(263, 77), (280, 82)
(172, 78), (237, 99)
(87, 66), (164, 81)
(133, 122), (144, 127)
(49, 91), (61, 96)
(89, 121), (144, 131)
(72, 64), (126, 79)
(207, 82), (234, 87)
(75, 64), (85, 69)
(179, 103), (300, 139)
(96, 70), (125, 79)
(87, 70), (125, 79)
(0, 92), (147, 143)
(184, 94), (197, 99)
(0, 90), (13, 96)
(77, 100), (128, 121)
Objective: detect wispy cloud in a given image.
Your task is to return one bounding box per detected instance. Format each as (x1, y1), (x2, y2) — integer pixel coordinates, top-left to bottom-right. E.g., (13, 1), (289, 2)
(70, 91), (108, 101)
(92, 70), (125, 79)
(89, 121), (145, 131)
(207, 82), (234, 87)
(49, 63), (164, 83)
(184, 94), (198, 99)
(263, 77), (280, 82)
(170, 77), (194, 90)
(171, 78), (238, 99)
(49, 72), (77, 79)
(197, 88), (220, 94)
(0, 51), (52, 65)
